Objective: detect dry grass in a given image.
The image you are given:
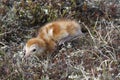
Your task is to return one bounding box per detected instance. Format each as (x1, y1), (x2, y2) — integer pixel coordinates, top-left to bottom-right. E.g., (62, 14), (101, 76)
(0, 0), (120, 80)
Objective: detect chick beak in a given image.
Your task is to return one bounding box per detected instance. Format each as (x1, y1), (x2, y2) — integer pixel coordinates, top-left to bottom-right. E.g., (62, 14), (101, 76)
(23, 49), (31, 58)
(24, 53), (30, 58)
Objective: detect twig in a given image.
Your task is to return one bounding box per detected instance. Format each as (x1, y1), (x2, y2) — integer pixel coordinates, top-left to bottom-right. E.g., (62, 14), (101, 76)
(0, 30), (13, 36)
(82, 22), (96, 45)
(0, 42), (6, 46)
(0, 27), (20, 36)
(2, 71), (17, 80)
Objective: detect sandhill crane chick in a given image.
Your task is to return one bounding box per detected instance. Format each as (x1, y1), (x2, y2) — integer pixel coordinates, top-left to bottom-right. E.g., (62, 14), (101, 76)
(24, 20), (83, 58)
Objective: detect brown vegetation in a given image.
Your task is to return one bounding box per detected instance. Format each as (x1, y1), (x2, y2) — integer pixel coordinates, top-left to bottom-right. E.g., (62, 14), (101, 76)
(0, 0), (120, 80)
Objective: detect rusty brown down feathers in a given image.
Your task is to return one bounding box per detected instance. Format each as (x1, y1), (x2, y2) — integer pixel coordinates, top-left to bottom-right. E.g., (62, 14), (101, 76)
(24, 19), (83, 58)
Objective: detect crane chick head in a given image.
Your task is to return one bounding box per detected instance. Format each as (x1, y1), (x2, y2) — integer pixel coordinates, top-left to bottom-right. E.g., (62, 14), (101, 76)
(24, 38), (46, 57)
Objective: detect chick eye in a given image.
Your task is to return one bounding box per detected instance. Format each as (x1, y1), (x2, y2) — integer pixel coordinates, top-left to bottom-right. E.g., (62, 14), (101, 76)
(32, 49), (36, 52)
